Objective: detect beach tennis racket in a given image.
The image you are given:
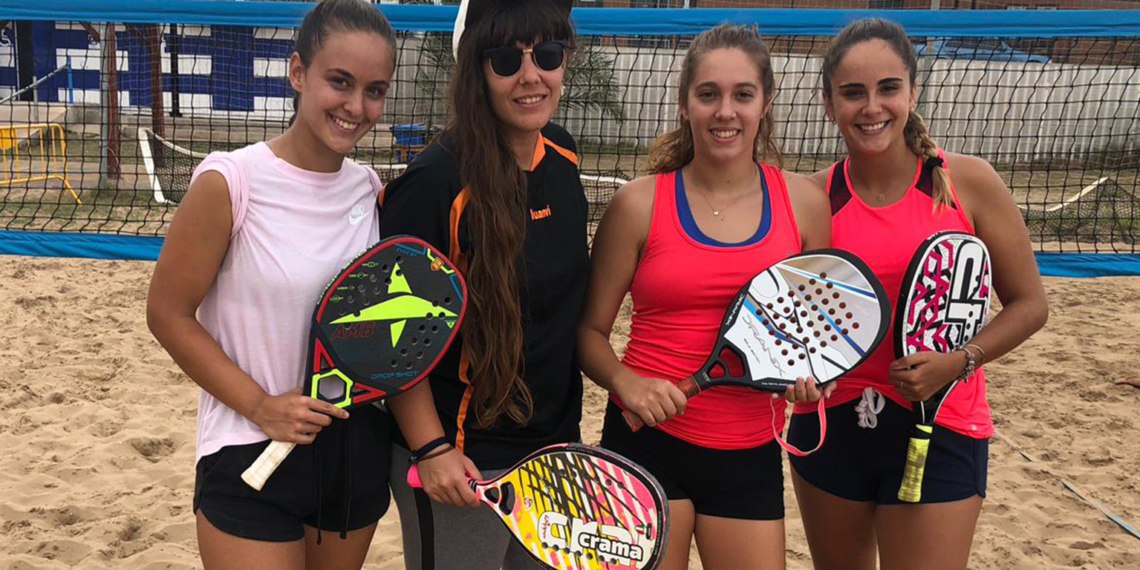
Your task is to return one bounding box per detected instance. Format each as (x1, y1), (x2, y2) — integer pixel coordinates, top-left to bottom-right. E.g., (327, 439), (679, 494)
(241, 236), (467, 491)
(408, 443), (668, 570)
(896, 231), (991, 503)
(623, 249), (890, 432)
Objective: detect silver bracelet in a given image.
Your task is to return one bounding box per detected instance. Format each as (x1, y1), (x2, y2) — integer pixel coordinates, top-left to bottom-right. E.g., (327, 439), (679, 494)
(965, 343), (986, 366)
(956, 347), (977, 383)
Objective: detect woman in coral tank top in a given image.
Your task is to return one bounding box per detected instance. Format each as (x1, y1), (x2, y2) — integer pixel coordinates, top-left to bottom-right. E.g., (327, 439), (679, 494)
(578, 24), (831, 570)
(785, 19), (1049, 570)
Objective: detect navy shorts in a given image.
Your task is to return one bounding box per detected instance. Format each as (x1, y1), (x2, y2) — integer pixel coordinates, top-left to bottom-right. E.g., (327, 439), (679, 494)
(193, 405), (392, 542)
(787, 394), (987, 504)
(599, 402), (784, 520)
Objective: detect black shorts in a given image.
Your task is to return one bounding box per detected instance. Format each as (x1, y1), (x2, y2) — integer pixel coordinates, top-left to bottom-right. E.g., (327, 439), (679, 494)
(193, 405), (392, 542)
(599, 402), (784, 521)
(787, 395), (988, 504)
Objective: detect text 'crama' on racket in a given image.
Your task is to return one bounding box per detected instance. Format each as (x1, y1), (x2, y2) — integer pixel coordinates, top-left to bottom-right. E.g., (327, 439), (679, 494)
(623, 249), (890, 432)
(896, 231), (991, 502)
(409, 444), (669, 570)
(241, 236), (467, 491)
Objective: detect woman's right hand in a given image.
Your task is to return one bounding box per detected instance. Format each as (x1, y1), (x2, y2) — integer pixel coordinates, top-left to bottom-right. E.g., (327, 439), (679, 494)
(250, 389), (349, 445)
(415, 448), (483, 507)
(612, 370), (688, 427)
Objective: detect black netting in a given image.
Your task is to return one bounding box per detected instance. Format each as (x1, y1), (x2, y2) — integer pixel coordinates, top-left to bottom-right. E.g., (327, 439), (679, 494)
(1, 10), (1137, 252)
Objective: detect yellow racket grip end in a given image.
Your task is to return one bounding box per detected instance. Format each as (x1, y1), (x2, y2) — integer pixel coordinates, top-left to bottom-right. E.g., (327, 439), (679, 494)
(241, 440), (297, 491)
(897, 424), (934, 503)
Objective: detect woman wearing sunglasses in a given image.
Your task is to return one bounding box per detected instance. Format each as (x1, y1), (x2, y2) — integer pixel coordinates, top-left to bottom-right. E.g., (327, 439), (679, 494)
(380, 1), (587, 569)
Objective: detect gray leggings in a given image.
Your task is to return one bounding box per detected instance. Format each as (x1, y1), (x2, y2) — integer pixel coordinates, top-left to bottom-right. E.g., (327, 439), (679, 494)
(389, 443), (546, 570)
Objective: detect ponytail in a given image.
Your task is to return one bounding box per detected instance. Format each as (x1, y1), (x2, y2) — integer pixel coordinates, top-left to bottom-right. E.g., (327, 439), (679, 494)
(903, 110), (953, 210)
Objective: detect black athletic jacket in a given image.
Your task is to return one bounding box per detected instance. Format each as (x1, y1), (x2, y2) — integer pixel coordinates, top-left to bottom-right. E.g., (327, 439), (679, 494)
(379, 123), (588, 469)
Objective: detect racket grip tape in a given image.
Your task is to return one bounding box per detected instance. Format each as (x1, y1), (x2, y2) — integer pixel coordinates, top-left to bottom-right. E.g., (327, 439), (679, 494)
(621, 376), (703, 433)
(406, 464), (477, 492)
(241, 440), (297, 491)
(897, 424), (934, 503)
(407, 465), (423, 488)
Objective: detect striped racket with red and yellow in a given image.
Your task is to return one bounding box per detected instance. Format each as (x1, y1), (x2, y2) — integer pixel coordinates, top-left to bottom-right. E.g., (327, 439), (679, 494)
(409, 443), (668, 570)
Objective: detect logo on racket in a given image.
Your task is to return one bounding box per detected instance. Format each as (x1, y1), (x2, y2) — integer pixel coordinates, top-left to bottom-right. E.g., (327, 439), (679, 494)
(330, 261), (460, 348)
(538, 514), (647, 566)
(898, 235), (991, 356)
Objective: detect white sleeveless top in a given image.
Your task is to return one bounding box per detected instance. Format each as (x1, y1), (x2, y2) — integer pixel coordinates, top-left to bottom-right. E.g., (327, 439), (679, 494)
(190, 142), (381, 461)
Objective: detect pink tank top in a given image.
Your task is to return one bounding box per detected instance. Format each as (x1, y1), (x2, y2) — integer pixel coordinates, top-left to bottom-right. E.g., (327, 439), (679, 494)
(618, 165), (802, 449)
(793, 154), (993, 439)
(190, 142), (383, 461)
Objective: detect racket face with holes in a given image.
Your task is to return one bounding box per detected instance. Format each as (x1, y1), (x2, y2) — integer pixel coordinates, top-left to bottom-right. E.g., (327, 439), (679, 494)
(306, 235), (466, 409)
(700, 249), (889, 392)
(895, 231), (991, 359)
(472, 443), (668, 570)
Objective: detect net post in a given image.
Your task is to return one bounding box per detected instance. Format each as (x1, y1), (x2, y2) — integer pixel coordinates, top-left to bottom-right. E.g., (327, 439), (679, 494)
(170, 24), (182, 118)
(147, 24), (166, 169)
(99, 22), (121, 186)
(66, 56), (74, 104)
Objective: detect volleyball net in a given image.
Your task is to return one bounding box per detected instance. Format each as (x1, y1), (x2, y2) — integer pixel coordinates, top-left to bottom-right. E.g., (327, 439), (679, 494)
(0, 1), (1138, 273)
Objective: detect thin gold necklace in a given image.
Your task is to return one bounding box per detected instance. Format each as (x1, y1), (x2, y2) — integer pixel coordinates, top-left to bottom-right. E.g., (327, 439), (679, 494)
(695, 190), (728, 219)
(849, 157), (913, 203)
(689, 169), (760, 221)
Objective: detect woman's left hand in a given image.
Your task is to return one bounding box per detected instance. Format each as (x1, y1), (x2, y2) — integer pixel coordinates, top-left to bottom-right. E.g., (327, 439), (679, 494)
(889, 351), (968, 402)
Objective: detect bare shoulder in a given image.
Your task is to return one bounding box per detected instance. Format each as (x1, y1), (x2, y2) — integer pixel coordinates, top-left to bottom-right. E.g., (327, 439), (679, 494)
(784, 169), (829, 212)
(167, 169), (234, 245)
(809, 166), (831, 190)
(187, 170), (231, 202)
(592, 174), (656, 254)
(605, 174), (656, 221)
(784, 170), (824, 194)
(943, 151), (1007, 200)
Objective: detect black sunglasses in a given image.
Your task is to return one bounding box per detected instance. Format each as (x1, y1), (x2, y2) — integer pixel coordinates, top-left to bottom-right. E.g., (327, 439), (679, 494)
(483, 41), (568, 77)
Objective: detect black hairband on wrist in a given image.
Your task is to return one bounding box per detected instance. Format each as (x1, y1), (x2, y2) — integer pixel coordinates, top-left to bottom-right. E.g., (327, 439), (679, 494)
(409, 436), (452, 464)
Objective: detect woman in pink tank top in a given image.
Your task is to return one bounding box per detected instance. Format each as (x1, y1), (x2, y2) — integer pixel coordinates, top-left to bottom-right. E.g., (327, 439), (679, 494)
(786, 19), (1049, 570)
(146, 1), (398, 568)
(578, 24), (830, 570)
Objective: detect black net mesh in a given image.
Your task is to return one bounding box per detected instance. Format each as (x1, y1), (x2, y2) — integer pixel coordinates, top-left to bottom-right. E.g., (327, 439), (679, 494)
(1, 8), (1138, 252)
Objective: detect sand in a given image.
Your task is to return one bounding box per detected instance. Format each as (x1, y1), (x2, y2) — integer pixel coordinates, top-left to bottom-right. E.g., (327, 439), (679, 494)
(1, 254), (1138, 569)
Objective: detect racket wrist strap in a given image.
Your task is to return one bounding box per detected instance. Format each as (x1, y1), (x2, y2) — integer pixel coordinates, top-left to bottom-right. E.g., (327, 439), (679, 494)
(410, 437), (452, 464)
(773, 396), (827, 458)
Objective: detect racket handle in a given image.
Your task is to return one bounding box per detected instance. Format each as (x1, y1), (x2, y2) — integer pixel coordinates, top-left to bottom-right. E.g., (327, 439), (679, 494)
(675, 376), (702, 398)
(241, 440), (297, 491)
(407, 465), (423, 488)
(622, 409), (647, 433)
(622, 376), (703, 433)
(406, 464), (477, 491)
(897, 424), (934, 503)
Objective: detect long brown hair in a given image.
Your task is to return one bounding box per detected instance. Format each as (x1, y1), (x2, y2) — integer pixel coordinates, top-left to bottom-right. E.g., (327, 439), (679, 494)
(647, 23), (781, 174)
(446, 3), (575, 428)
(821, 18), (953, 209)
(289, 0), (397, 125)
